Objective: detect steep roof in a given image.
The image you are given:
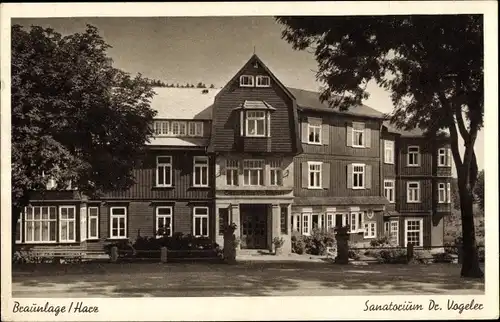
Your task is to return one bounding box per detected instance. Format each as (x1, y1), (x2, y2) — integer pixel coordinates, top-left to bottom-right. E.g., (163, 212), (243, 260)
(150, 88), (219, 120)
(382, 121), (427, 137)
(287, 87), (386, 119)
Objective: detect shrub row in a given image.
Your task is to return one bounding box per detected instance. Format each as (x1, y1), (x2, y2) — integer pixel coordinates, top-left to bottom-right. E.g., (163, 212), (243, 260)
(291, 229), (335, 256)
(104, 232), (222, 259)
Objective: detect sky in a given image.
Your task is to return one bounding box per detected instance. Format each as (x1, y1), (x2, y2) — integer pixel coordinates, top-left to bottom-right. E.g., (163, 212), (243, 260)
(13, 16), (484, 174)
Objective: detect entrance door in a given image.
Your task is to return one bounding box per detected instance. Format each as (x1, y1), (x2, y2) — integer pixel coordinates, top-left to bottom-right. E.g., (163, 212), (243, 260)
(240, 204), (267, 249)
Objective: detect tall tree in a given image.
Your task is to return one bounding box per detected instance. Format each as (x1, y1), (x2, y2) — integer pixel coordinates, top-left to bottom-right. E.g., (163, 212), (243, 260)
(277, 15), (484, 277)
(11, 24), (157, 252)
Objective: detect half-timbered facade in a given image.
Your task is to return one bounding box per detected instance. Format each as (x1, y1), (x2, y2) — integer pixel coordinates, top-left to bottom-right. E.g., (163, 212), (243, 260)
(15, 54), (452, 254)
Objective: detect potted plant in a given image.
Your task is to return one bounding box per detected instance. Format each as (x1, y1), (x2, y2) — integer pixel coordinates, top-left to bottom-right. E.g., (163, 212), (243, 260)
(273, 236), (285, 255)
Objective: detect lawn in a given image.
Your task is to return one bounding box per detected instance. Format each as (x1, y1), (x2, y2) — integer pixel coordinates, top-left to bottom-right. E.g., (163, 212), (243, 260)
(11, 260), (485, 297)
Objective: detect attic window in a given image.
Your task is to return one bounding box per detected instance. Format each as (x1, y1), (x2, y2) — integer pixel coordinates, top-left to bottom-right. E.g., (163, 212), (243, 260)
(256, 76), (270, 88)
(239, 75), (254, 87)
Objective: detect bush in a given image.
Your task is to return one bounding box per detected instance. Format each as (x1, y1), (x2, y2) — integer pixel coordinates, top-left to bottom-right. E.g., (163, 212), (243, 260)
(291, 234), (306, 255)
(369, 235), (392, 247)
(432, 252), (454, 263)
(12, 251), (46, 264)
(374, 248), (407, 264)
(414, 249), (433, 264)
(104, 233), (220, 259)
(304, 229), (335, 256)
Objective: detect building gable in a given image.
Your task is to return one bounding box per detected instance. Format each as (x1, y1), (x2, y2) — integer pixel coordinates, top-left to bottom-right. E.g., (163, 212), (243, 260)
(208, 55), (301, 154)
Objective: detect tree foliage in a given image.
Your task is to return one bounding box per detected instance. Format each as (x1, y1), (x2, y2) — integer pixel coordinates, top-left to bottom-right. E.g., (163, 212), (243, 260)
(277, 15), (484, 277)
(11, 24), (157, 208)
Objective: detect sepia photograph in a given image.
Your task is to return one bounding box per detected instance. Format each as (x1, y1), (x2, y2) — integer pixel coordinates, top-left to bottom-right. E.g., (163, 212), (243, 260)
(1, 2), (498, 321)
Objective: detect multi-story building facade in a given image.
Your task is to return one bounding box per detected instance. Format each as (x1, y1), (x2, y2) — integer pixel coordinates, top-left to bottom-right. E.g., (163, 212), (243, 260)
(15, 54), (452, 254)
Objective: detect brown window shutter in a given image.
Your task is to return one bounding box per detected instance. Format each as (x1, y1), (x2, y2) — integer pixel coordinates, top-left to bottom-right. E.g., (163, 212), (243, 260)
(322, 124), (329, 145)
(365, 165), (372, 189)
(322, 162), (330, 189)
(364, 128), (371, 148)
(301, 122), (308, 143)
(346, 125), (353, 147)
(301, 162), (308, 188)
(347, 164), (353, 188)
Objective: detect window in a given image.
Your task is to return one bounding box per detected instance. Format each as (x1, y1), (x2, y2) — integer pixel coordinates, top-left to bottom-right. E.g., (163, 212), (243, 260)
(438, 183), (446, 203)
(384, 220), (399, 245)
(407, 181), (421, 203)
(243, 160), (264, 186)
(334, 213), (348, 228)
(384, 180), (395, 203)
(350, 213), (357, 232)
(246, 111), (266, 137)
(179, 122), (187, 136)
(384, 140), (395, 164)
(352, 122), (365, 147)
(352, 164), (365, 189)
(195, 122), (203, 137)
(193, 156), (209, 187)
(405, 218), (423, 247)
(256, 75), (270, 87)
(156, 156), (172, 187)
(407, 146), (420, 166)
(308, 162), (322, 189)
(188, 122), (196, 136)
(188, 122), (204, 137)
(24, 206), (57, 243)
(240, 75), (254, 87)
(364, 222), (377, 238)
(87, 207), (99, 240)
(16, 215), (22, 243)
(226, 160), (239, 186)
(110, 207), (127, 239)
(312, 213), (325, 231)
(172, 122), (180, 136)
(58, 206), (76, 243)
(154, 121), (170, 136)
(438, 148), (452, 166)
(193, 207), (209, 237)
(156, 207), (173, 237)
(280, 206), (288, 234)
(308, 121), (322, 144)
(302, 213), (311, 236)
(270, 160), (282, 186)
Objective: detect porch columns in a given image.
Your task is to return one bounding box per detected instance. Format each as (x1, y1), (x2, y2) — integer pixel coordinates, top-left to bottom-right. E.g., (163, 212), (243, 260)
(230, 204), (241, 248)
(271, 204), (281, 251)
(79, 196), (88, 243)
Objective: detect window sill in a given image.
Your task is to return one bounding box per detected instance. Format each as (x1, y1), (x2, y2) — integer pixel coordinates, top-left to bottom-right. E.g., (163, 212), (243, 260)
(106, 237), (129, 241)
(307, 141), (322, 145)
(255, 85), (271, 88)
(352, 187), (365, 190)
(406, 165), (420, 167)
(307, 187), (323, 190)
(190, 186), (210, 189)
(364, 236), (376, 239)
(240, 84), (254, 88)
(384, 161), (395, 165)
(407, 201), (421, 204)
(352, 145), (366, 148)
(244, 135), (267, 138)
(153, 185), (174, 189)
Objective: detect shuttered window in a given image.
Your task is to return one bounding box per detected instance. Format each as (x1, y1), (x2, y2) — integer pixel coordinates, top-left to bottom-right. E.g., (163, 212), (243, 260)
(348, 164), (371, 189)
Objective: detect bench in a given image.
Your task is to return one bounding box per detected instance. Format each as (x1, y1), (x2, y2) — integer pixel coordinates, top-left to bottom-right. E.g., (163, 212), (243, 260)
(29, 249), (86, 260)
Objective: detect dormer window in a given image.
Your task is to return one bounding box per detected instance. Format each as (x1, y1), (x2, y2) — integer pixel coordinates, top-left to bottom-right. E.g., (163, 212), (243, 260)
(256, 75), (270, 87)
(239, 75), (254, 87)
(154, 120), (204, 137)
(235, 100), (275, 138)
(246, 111), (266, 137)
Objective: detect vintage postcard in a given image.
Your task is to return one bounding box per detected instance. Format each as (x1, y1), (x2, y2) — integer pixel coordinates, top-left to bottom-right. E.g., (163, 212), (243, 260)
(1, 2), (498, 321)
